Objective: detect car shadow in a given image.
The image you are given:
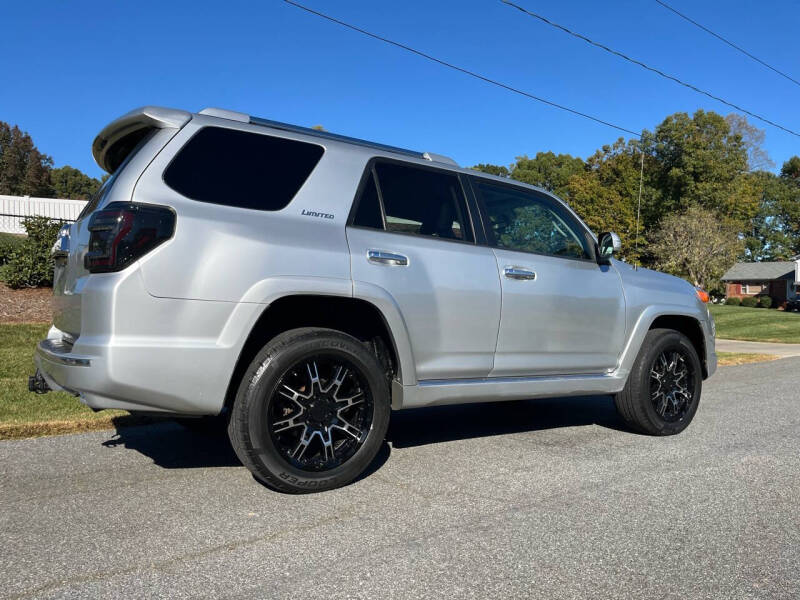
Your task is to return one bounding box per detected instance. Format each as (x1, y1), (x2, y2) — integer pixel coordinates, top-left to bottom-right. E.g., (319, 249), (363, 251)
(101, 420), (241, 469)
(388, 394), (627, 448)
(100, 394), (626, 473)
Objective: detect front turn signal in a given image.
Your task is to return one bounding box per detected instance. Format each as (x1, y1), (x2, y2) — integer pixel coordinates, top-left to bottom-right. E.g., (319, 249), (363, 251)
(696, 289), (710, 303)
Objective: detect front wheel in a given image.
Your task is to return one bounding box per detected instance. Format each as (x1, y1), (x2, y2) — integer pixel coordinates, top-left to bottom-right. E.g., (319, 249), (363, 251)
(614, 328), (702, 435)
(228, 328), (390, 493)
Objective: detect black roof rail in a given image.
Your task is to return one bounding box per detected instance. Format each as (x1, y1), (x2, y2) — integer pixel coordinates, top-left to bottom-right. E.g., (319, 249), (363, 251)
(249, 116), (425, 159)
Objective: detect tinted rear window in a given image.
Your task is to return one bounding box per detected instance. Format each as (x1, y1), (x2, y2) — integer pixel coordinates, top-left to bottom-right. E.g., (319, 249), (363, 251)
(163, 127), (324, 211)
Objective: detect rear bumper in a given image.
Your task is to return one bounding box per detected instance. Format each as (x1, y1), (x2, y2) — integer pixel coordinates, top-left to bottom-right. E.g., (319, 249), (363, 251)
(34, 329), (235, 415)
(35, 264), (268, 414)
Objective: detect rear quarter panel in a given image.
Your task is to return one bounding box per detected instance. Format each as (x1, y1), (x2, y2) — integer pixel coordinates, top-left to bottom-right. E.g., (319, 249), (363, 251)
(131, 117), (364, 302)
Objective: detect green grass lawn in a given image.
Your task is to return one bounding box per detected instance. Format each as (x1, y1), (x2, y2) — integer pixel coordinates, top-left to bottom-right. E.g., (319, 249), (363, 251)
(710, 304), (800, 343)
(0, 323), (130, 439)
(716, 351), (778, 366)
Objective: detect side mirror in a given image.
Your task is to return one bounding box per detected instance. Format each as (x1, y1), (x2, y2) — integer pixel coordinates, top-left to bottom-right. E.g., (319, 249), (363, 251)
(597, 232), (621, 265)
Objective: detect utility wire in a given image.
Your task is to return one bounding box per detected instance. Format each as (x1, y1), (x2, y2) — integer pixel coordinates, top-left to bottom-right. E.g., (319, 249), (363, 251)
(655, 0), (800, 88)
(501, 0), (800, 138)
(283, 0), (640, 136)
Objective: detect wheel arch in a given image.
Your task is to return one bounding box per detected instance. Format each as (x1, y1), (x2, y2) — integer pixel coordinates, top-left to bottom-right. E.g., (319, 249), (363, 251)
(222, 293), (413, 414)
(618, 306), (711, 380)
(648, 314), (707, 377)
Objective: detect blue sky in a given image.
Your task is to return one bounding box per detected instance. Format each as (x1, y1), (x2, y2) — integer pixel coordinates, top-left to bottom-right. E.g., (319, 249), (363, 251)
(2, 0), (798, 178)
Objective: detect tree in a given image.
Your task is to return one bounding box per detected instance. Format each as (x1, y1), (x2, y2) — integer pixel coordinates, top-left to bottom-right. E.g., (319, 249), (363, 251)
(470, 163), (510, 177)
(50, 166), (102, 199)
(725, 114), (774, 171)
(645, 110), (754, 224)
(781, 156), (800, 182)
(0, 121), (53, 196)
(649, 205), (743, 291)
(509, 152), (584, 199)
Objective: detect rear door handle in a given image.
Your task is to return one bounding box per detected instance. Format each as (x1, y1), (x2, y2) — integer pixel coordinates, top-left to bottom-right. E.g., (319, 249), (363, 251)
(504, 266), (536, 280)
(368, 250), (409, 266)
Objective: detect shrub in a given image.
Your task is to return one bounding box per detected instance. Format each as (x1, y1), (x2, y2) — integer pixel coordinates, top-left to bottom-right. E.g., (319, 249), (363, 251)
(0, 233), (25, 266)
(0, 216), (63, 288)
(725, 297), (741, 306)
(740, 296), (758, 308)
(758, 296), (773, 309)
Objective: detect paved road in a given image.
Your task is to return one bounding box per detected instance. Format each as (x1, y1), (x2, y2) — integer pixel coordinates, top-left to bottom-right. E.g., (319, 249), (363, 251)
(2, 359), (799, 600)
(716, 338), (800, 357)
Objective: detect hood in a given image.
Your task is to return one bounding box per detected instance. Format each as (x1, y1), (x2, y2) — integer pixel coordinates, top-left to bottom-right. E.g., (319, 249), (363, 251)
(612, 259), (702, 309)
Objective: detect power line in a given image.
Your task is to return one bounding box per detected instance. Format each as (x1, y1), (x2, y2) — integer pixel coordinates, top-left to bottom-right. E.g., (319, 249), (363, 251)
(282, 0), (640, 136)
(500, 0), (800, 138)
(655, 0), (800, 88)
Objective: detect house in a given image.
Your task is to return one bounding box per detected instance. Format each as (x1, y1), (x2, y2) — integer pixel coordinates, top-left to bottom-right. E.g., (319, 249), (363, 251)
(721, 256), (800, 306)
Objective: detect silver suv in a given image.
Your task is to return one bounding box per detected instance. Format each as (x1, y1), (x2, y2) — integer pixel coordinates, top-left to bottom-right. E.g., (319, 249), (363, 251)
(32, 106), (717, 493)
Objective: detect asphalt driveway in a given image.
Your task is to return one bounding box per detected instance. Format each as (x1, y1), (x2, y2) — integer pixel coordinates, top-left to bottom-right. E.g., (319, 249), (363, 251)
(2, 358), (799, 599)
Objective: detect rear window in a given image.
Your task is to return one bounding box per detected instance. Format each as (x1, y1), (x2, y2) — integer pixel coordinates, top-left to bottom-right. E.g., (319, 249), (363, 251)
(163, 127), (324, 211)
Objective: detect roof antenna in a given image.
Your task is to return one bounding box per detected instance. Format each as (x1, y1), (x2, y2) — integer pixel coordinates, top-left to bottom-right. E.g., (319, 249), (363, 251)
(634, 133), (645, 269)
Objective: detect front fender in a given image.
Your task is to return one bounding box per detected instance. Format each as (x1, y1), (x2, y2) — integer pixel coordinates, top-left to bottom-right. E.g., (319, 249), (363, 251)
(615, 304), (712, 379)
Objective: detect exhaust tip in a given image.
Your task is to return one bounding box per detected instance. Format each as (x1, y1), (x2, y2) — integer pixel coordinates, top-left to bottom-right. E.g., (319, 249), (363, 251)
(28, 371), (51, 394)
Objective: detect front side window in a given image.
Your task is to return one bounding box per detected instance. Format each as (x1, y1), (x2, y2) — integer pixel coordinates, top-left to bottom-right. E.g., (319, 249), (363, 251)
(352, 161), (473, 243)
(164, 127), (324, 211)
(475, 181), (590, 259)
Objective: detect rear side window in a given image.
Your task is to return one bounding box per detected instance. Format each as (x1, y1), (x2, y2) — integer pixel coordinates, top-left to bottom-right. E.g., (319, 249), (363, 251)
(164, 127), (324, 211)
(352, 161), (474, 243)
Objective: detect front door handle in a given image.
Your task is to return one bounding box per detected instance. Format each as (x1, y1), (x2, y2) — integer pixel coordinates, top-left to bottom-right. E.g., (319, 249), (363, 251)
(504, 266), (536, 280)
(368, 250), (409, 266)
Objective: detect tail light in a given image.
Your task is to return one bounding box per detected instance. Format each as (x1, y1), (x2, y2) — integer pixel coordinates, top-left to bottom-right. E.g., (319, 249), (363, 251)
(84, 202), (175, 273)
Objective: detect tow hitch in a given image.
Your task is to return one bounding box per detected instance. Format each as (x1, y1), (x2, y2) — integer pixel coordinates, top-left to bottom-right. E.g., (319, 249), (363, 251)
(28, 370), (51, 394)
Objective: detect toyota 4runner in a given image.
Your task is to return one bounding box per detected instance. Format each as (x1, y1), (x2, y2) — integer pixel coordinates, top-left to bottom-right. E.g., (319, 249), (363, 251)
(31, 106), (717, 493)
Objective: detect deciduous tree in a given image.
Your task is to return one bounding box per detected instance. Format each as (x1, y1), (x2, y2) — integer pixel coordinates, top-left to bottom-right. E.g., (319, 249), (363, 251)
(649, 205), (743, 291)
(509, 152), (584, 199)
(50, 165), (102, 199)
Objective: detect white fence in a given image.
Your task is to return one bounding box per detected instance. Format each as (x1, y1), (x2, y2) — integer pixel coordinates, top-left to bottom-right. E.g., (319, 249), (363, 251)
(0, 195), (88, 235)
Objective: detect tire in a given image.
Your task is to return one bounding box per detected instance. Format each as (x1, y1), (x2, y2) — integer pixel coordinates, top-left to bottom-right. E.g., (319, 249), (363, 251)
(614, 328), (702, 436)
(228, 327), (390, 493)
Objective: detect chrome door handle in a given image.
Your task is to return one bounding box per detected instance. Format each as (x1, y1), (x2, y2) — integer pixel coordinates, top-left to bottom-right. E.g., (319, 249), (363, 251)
(504, 266), (536, 280)
(368, 250), (409, 266)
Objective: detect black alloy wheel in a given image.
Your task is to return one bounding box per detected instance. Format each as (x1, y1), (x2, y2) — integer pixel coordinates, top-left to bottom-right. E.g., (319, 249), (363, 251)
(228, 328), (390, 493)
(268, 356), (373, 472)
(649, 348), (695, 423)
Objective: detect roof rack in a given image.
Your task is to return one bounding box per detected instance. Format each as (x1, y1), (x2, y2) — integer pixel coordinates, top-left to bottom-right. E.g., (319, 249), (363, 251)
(247, 115), (458, 166)
(198, 107), (458, 166)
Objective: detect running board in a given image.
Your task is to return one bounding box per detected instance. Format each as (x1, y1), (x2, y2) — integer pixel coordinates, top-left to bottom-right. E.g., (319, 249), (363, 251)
(392, 372), (626, 410)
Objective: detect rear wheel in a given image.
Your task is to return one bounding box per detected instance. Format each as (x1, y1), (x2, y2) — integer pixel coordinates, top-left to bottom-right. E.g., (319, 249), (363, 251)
(614, 328), (702, 435)
(228, 328), (390, 493)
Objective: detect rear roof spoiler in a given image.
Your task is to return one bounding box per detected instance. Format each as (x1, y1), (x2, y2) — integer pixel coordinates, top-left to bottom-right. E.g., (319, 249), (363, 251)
(92, 106), (191, 173)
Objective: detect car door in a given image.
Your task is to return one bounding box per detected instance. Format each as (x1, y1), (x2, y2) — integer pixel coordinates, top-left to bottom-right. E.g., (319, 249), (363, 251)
(347, 159), (501, 381)
(470, 177), (626, 377)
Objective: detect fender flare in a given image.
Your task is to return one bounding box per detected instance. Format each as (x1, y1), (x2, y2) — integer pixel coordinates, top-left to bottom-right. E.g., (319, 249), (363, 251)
(616, 304), (710, 379)
(216, 276), (418, 388)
